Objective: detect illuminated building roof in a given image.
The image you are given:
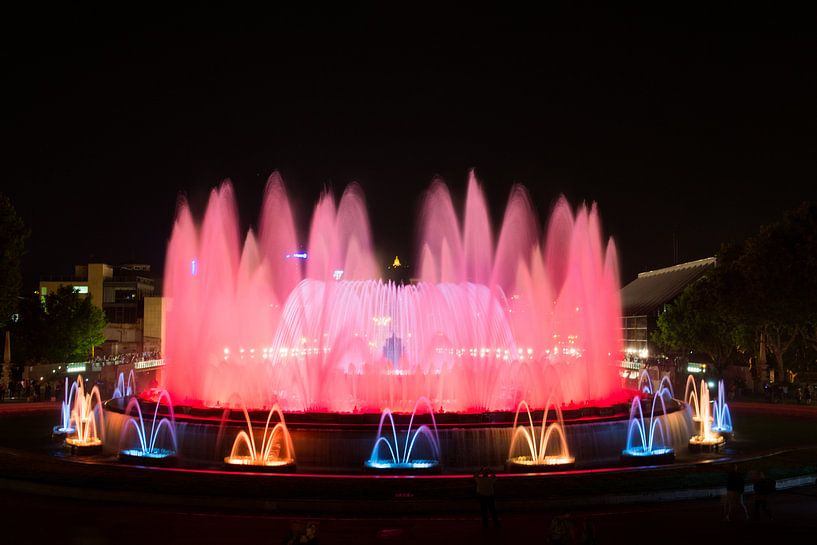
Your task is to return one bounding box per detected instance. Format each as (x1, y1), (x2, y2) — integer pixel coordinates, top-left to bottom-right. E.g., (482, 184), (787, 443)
(621, 257), (715, 316)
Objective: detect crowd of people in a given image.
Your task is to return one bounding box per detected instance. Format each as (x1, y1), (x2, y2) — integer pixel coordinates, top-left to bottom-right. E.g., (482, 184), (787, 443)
(0, 350), (161, 403)
(763, 381), (814, 404)
(88, 350), (162, 367)
(0, 378), (53, 402)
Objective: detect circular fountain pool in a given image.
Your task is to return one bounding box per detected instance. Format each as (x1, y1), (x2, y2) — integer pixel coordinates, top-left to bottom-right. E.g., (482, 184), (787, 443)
(101, 173), (694, 474)
(102, 395), (694, 473)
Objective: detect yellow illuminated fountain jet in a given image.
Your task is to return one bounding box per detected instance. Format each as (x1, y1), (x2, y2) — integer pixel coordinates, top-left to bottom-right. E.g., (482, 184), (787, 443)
(507, 399), (575, 471)
(223, 403), (296, 471)
(64, 375), (105, 454)
(688, 379), (725, 452)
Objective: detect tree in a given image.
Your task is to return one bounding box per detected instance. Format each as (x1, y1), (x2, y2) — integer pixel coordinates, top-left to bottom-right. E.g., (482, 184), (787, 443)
(722, 202), (817, 382)
(12, 286), (107, 363)
(652, 202), (817, 384)
(0, 194), (28, 328)
(652, 272), (744, 375)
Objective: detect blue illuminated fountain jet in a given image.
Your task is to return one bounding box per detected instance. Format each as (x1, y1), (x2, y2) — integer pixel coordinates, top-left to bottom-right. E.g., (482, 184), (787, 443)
(113, 370), (135, 399)
(53, 377), (77, 437)
(365, 397), (441, 472)
(711, 379), (733, 435)
(637, 370), (675, 398)
(621, 384), (675, 465)
(118, 389), (178, 465)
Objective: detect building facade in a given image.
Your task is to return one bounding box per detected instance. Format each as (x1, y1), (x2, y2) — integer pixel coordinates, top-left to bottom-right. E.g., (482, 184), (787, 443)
(619, 257), (716, 388)
(40, 263), (158, 356)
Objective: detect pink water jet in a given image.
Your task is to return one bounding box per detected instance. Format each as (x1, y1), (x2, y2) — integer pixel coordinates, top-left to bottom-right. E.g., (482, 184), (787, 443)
(163, 171), (624, 413)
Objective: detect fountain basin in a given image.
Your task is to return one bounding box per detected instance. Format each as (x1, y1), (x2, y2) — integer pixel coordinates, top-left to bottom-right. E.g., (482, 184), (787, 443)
(363, 460), (441, 475)
(52, 425), (76, 439)
(103, 396), (694, 472)
(620, 447), (675, 466)
(223, 457), (296, 473)
(688, 434), (725, 453)
(505, 455), (576, 472)
(65, 437), (103, 455)
(119, 448), (178, 467)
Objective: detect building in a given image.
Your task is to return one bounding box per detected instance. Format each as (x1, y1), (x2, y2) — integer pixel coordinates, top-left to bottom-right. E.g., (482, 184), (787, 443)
(40, 263), (158, 356)
(619, 257), (716, 384)
(142, 296), (165, 354)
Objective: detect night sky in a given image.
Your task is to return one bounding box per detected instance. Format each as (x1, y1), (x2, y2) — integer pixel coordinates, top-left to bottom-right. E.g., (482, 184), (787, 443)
(3, 7), (815, 290)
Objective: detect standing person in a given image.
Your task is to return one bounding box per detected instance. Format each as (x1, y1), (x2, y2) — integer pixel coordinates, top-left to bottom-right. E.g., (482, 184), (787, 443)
(723, 464), (749, 522)
(473, 467), (500, 528)
(753, 471), (776, 520)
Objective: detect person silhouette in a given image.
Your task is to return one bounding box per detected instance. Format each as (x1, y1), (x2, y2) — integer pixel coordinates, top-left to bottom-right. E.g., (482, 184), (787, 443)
(473, 467), (500, 528)
(753, 471), (775, 520)
(723, 464), (749, 521)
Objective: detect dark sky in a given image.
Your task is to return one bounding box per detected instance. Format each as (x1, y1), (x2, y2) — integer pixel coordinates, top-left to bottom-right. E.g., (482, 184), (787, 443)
(3, 7), (815, 290)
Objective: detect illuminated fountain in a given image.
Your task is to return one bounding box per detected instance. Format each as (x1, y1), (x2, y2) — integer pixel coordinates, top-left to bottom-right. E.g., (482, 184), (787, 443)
(711, 379), (733, 438)
(53, 376), (77, 438)
(636, 370), (654, 395)
(637, 370), (674, 397)
(621, 386), (675, 465)
(162, 171), (624, 413)
(688, 379), (725, 452)
(365, 397), (441, 473)
(96, 170), (658, 471)
(222, 403), (296, 472)
(113, 370), (136, 399)
(118, 390), (178, 465)
(684, 375), (708, 423)
(506, 399), (575, 471)
(64, 375), (105, 454)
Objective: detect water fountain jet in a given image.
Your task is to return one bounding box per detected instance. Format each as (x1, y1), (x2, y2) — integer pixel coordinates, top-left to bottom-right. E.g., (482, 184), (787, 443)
(113, 370), (136, 399)
(620, 386), (675, 466)
(711, 379), (733, 440)
(688, 379), (725, 452)
(162, 171), (625, 414)
(64, 375), (105, 454)
(365, 397), (441, 473)
(52, 376), (77, 438)
(118, 390), (178, 466)
(221, 402), (296, 472)
(506, 399), (575, 471)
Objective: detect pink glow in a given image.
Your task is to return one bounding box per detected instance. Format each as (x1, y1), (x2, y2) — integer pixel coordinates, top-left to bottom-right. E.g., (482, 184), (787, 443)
(163, 171), (624, 412)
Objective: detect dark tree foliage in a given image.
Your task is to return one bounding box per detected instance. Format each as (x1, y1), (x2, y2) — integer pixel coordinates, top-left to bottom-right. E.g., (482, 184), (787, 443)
(724, 202), (817, 380)
(0, 194), (28, 328)
(652, 272), (745, 374)
(12, 286), (106, 363)
(653, 202), (817, 381)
